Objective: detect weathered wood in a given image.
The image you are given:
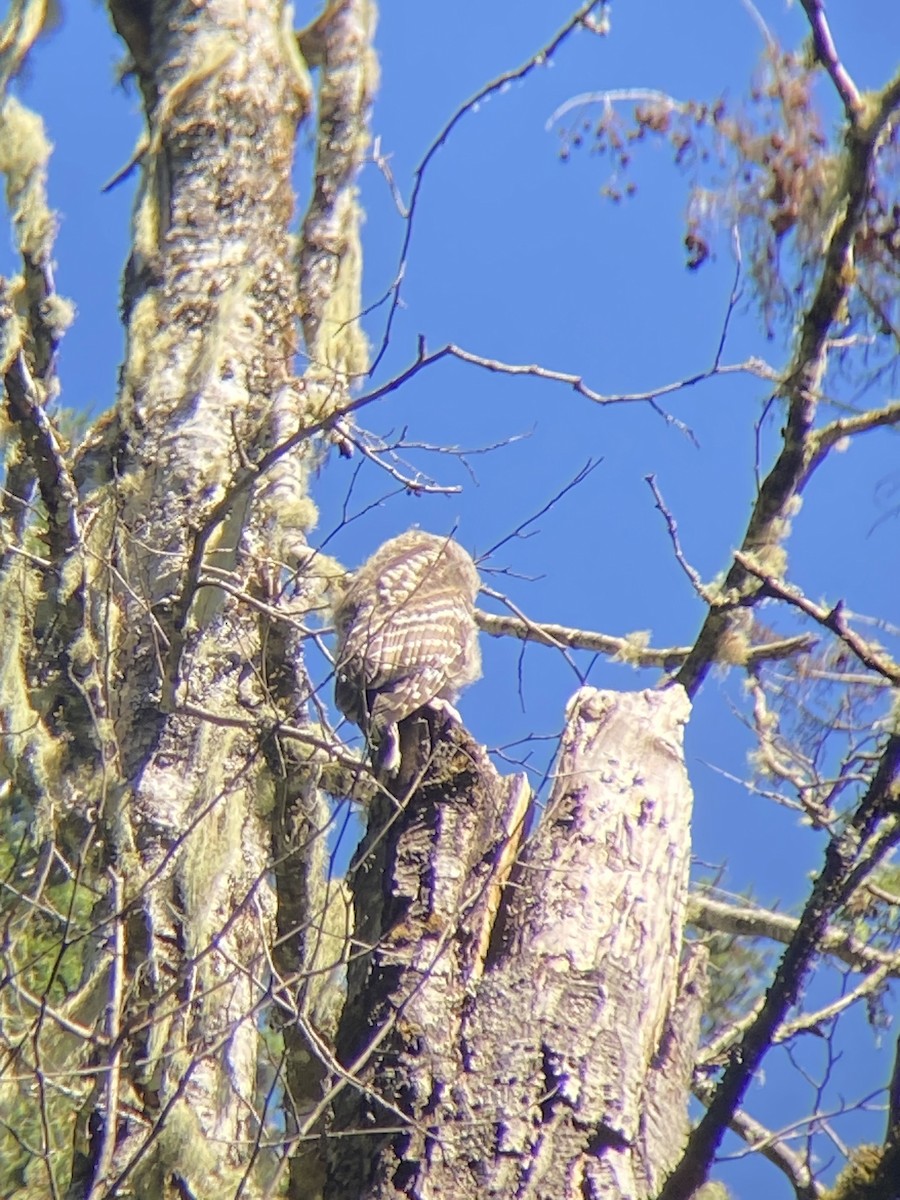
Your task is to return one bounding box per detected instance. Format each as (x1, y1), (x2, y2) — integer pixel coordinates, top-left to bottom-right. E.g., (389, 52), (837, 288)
(328, 687), (703, 1200)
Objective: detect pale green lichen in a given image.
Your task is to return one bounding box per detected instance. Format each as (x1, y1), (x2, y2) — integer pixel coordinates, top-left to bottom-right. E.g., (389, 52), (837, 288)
(0, 276), (24, 376)
(821, 1143), (885, 1200)
(178, 723), (243, 967)
(716, 621), (752, 667)
(755, 536), (789, 577)
(0, 556), (63, 805)
(312, 196), (370, 380)
(147, 33), (237, 157)
(308, 549), (347, 610)
(131, 179), (160, 268)
(0, 0), (55, 91)
(613, 630), (651, 666)
(279, 4), (315, 115)
(692, 1184), (732, 1200)
(0, 96), (55, 262)
(132, 1090), (242, 1200)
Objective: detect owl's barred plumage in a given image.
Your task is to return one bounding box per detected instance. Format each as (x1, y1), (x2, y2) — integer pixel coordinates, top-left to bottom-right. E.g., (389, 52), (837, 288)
(333, 530), (482, 772)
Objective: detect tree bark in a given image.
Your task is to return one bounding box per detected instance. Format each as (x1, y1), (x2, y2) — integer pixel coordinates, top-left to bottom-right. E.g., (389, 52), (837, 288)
(55, 2), (323, 1194)
(328, 687), (704, 1200)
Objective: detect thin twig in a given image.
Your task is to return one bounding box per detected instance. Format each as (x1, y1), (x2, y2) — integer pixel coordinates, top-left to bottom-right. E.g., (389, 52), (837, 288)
(734, 552), (900, 685)
(693, 1077), (823, 1200)
(645, 474), (713, 600)
(372, 1), (605, 370)
(340, 426), (462, 494)
(480, 459), (602, 560)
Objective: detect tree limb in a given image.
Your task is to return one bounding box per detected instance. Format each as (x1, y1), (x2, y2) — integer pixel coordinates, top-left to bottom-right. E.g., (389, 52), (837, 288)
(734, 551), (900, 685)
(798, 0), (862, 118)
(676, 71), (900, 699)
(476, 607), (815, 670)
(660, 733), (900, 1200)
(689, 892), (900, 976)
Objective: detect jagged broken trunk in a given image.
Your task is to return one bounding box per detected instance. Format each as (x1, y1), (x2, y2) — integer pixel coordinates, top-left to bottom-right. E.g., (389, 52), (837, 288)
(328, 687), (704, 1200)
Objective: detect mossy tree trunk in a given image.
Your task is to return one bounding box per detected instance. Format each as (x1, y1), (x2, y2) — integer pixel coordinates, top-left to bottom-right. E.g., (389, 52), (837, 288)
(1, 1), (372, 1196)
(69, 2), (312, 1192)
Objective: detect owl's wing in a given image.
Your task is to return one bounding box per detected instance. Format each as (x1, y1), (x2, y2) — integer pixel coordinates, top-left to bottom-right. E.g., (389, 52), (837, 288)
(332, 531), (482, 772)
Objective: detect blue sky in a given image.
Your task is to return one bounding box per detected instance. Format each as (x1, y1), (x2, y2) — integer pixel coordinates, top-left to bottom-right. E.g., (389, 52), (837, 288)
(9, 2), (900, 1194)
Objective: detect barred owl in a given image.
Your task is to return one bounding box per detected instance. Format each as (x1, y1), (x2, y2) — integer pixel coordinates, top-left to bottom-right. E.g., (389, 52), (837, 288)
(333, 530), (482, 773)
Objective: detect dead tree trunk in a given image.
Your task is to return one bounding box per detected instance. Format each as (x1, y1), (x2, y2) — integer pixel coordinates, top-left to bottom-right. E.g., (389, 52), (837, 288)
(327, 687), (704, 1200)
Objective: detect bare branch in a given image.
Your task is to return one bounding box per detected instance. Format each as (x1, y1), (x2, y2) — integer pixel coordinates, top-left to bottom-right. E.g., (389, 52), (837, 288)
(445, 341), (778, 409)
(777, 961), (892, 1042)
(477, 604), (814, 670)
(477, 603), (674, 665)
(734, 551), (900, 685)
(689, 892), (900, 975)
(693, 1076), (823, 1200)
(812, 399), (900, 458)
(798, 0), (863, 118)
(371, 1), (606, 368)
